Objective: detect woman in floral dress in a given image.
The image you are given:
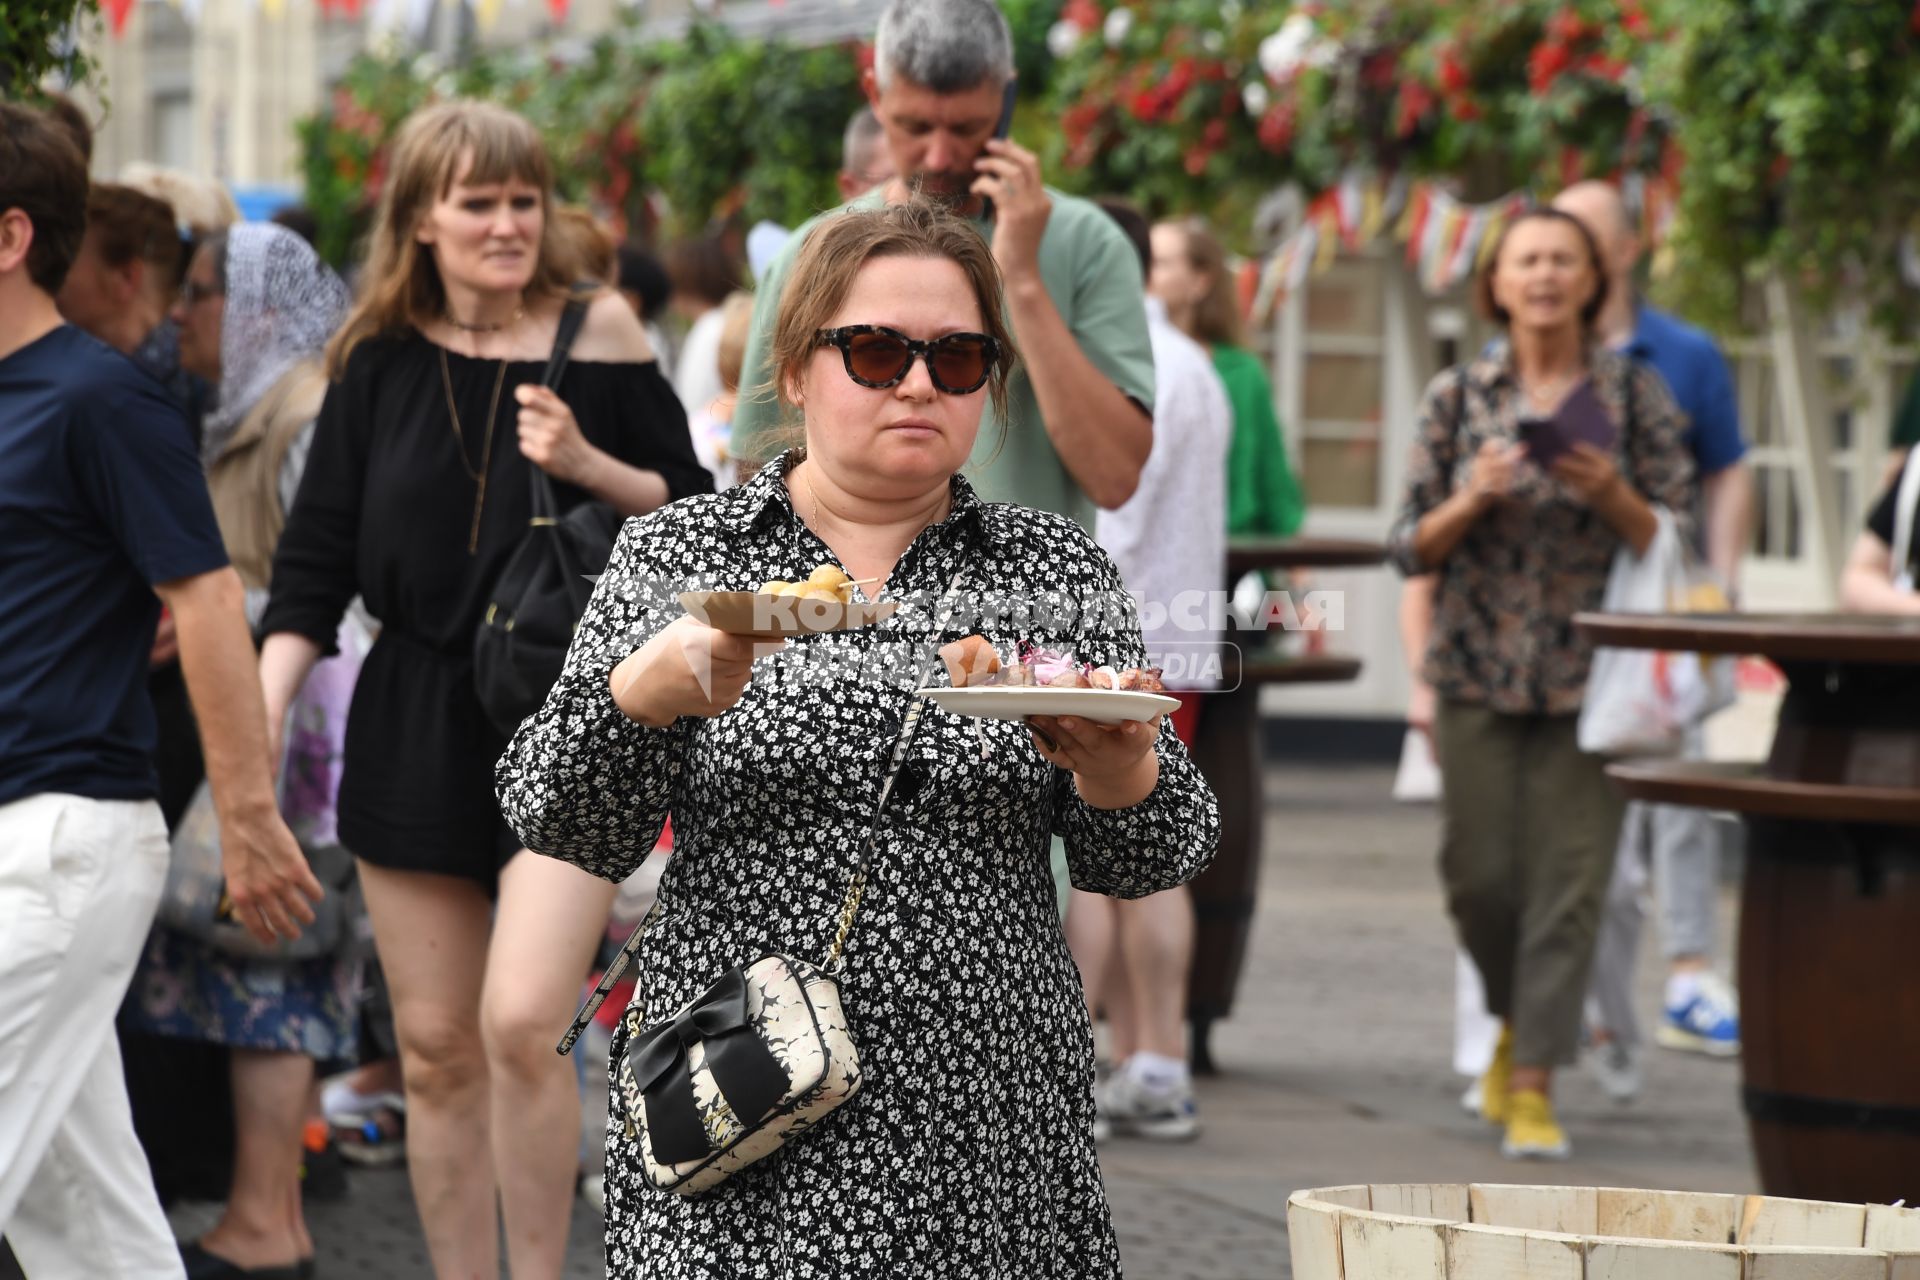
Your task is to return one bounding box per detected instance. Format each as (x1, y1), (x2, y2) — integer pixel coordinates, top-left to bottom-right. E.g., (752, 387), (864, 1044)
(498, 201), (1220, 1278)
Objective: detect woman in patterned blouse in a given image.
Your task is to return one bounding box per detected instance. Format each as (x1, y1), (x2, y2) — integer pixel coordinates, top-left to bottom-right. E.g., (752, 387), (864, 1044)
(497, 201), (1219, 1278)
(1388, 208), (1694, 1162)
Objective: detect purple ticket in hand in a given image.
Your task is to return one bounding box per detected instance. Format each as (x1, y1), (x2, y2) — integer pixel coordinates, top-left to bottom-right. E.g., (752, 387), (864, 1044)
(1520, 378), (1617, 468)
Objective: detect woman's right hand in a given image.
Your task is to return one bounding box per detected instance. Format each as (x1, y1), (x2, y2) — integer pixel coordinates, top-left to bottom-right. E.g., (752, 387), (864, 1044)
(611, 616), (780, 727)
(1466, 439), (1524, 506)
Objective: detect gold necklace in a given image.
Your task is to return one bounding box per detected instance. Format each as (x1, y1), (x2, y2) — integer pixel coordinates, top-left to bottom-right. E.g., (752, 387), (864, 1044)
(439, 345), (508, 555)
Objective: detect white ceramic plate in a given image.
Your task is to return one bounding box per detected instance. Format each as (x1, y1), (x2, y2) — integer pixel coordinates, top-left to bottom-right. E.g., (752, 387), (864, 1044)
(915, 686), (1178, 725)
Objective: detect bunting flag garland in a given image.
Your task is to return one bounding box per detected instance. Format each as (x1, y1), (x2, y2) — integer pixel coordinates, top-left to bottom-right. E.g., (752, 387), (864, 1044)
(103, 0), (138, 34)
(1240, 163), (1699, 326)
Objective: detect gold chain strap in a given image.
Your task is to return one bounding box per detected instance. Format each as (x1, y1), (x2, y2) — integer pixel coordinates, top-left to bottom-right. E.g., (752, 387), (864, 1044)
(823, 867), (868, 972)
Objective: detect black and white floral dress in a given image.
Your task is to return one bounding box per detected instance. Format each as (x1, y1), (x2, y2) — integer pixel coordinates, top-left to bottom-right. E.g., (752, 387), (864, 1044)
(497, 452), (1220, 1279)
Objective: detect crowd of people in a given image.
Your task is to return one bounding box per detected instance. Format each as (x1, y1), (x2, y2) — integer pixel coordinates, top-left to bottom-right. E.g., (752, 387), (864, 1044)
(7, 0), (1920, 1277)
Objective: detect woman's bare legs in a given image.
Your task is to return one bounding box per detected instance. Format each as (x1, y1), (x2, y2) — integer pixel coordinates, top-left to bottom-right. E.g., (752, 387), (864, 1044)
(196, 1049), (314, 1270)
(481, 850), (618, 1280)
(357, 861), (497, 1280)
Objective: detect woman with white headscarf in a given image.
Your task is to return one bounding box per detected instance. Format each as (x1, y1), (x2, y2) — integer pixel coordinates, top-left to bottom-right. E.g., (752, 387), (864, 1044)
(121, 222), (356, 1280)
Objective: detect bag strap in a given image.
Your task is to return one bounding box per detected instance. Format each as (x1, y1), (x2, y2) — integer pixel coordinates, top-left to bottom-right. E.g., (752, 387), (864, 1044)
(529, 293), (593, 524)
(557, 565), (969, 1055)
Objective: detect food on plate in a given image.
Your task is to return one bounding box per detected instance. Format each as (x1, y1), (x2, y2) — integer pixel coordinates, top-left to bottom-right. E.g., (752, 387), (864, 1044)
(755, 565), (856, 605)
(940, 636), (1164, 693)
(938, 635), (1002, 686)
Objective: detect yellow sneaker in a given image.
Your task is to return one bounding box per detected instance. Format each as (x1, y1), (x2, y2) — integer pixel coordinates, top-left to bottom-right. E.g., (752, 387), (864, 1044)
(1477, 1026), (1514, 1125)
(1501, 1088), (1572, 1160)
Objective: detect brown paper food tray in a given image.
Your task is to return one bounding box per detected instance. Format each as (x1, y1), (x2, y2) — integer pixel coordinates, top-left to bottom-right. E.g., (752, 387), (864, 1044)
(678, 590), (899, 639)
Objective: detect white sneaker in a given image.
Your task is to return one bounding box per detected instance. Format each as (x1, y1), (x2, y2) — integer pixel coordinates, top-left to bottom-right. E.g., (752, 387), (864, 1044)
(1459, 1080), (1485, 1115)
(1582, 1038), (1643, 1104)
(1103, 1072), (1201, 1142)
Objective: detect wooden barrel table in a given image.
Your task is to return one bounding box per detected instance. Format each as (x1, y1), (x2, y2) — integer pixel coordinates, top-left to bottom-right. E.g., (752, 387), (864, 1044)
(1184, 537), (1385, 1073)
(1577, 612), (1920, 1206)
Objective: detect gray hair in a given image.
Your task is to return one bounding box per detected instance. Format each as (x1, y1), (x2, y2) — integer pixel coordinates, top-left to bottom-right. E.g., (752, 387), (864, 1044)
(842, 106), (885, 176)
(873, 0), (1013, 94)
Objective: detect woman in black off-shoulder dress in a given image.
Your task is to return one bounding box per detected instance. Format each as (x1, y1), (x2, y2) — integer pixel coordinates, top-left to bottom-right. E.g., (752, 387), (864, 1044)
(257, 100), (710, 1279)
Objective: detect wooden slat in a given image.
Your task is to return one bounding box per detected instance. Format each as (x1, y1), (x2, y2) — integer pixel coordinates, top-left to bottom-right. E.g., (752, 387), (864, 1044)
(1584, 1238), (1744, 1280)
(1443, 1224), (1583, 1280)
(1596, 1188), (1741, 1245)
(1306, 1185), (1375, 1210)
(1370, 1184), (1469, 1223)
(1738, 1195), (1870, 1249)
(1468, 1184), (1599, 1236)
(1889, 1254), (1920, 1280)
(1288, 1197), (1346, 1280)
(1743, 1245), (1890, 1280)
(1605, 760), (1920, 825)
(1868, 1205), (1920, 1252)
(1339, 1212), (1447, 1280)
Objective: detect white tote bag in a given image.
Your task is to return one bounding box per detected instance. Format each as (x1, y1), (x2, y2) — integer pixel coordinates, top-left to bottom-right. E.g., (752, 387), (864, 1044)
(1577, 507), (1736, 756)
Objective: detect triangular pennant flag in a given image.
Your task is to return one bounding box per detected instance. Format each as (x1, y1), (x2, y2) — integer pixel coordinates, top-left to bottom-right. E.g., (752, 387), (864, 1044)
(103, 0), (137, 34)
(547, 0), (569, 20)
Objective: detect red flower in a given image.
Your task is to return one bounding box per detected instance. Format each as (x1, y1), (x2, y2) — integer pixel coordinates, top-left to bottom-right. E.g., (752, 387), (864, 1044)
(1360, 50), (1398, 89)
(1623, 2), (1653, 39)
(1396, 80), (1436, 138)
(1128, 89), (1159, 123)
(1203, 118), (1228, 148)
(1582, 54), (1626, 82)
(1528, 40), (1572, 93)
(1063, 0), (1102, 31)
(1548, 8), (1589, 43)
(1184, 145), (1211, 177)
(1165, 56), (1196, 100)
(1449, 95), (1482, 123)
(1258, 101), (1296, 152)
(1438, 47), (1470, 94)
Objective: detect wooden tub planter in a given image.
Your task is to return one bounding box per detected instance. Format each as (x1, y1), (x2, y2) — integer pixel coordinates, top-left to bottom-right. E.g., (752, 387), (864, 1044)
(1288, 1184), (1920, 1278)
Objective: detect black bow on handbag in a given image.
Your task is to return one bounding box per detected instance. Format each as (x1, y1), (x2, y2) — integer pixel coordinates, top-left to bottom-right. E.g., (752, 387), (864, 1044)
(626, 967), (792, 1166)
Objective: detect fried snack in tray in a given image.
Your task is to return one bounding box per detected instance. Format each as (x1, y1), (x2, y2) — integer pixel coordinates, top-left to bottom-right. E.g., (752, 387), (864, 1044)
(939, 635), (1164, 692)
(757, 564), (856, 604)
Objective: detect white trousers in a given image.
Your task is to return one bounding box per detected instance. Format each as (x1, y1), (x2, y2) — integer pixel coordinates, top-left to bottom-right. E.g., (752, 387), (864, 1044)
(0, 793), (183, 1280)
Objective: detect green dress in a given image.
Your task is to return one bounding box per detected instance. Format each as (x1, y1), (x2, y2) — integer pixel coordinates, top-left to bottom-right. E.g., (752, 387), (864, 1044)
(1213, 342), (1305, 537)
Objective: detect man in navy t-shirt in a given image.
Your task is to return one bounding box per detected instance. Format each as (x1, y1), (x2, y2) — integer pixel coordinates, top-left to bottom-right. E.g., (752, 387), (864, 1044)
(0, 103), (322, 1280)
(1553, 181), (1750, 1090)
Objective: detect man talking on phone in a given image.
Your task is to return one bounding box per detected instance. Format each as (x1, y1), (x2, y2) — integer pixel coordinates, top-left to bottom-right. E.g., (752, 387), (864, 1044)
(733, 0), (1155, 526)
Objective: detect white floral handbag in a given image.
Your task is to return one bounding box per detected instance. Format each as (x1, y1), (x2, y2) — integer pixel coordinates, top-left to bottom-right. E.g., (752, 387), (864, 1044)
(558, 572), (964, 1196)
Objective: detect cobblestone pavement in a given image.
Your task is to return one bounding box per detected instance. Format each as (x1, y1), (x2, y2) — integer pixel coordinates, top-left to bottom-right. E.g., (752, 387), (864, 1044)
(101, 763), (1752, 1279)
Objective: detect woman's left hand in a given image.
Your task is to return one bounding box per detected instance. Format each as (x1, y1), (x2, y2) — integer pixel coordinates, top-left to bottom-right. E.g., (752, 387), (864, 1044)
(516, 384), (603, 486)
(1550, 443), (1624, 505)
(1028, 714), (1162, 809)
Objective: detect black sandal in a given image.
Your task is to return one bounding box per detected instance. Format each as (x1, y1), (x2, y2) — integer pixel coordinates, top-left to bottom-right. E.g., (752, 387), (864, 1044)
(179, 1240), (306, 1280)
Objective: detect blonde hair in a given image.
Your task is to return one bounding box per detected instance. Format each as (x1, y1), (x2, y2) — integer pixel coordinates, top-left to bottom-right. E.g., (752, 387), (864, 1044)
(715, 290), (756, 394)
(766, 201), (1015, 424)
(119, 164), (238, 237)
(1161, 216), (1244, 348)
(549, 205), (617, 285)
(325, 100), (576, 378)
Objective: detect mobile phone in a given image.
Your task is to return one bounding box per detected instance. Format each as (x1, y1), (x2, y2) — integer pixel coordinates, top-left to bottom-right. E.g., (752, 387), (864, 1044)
(980, 78), (1018, 222)
(1517, 416), (1567, 468)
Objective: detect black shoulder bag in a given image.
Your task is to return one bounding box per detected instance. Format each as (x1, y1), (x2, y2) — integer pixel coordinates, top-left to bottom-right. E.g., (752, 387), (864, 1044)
(474, 295), (625, 735)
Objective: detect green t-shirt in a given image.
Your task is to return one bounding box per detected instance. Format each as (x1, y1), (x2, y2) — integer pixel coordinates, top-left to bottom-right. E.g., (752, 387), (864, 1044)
(1213, 342), (1305, 537)
(731, 187), (1156, 530)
